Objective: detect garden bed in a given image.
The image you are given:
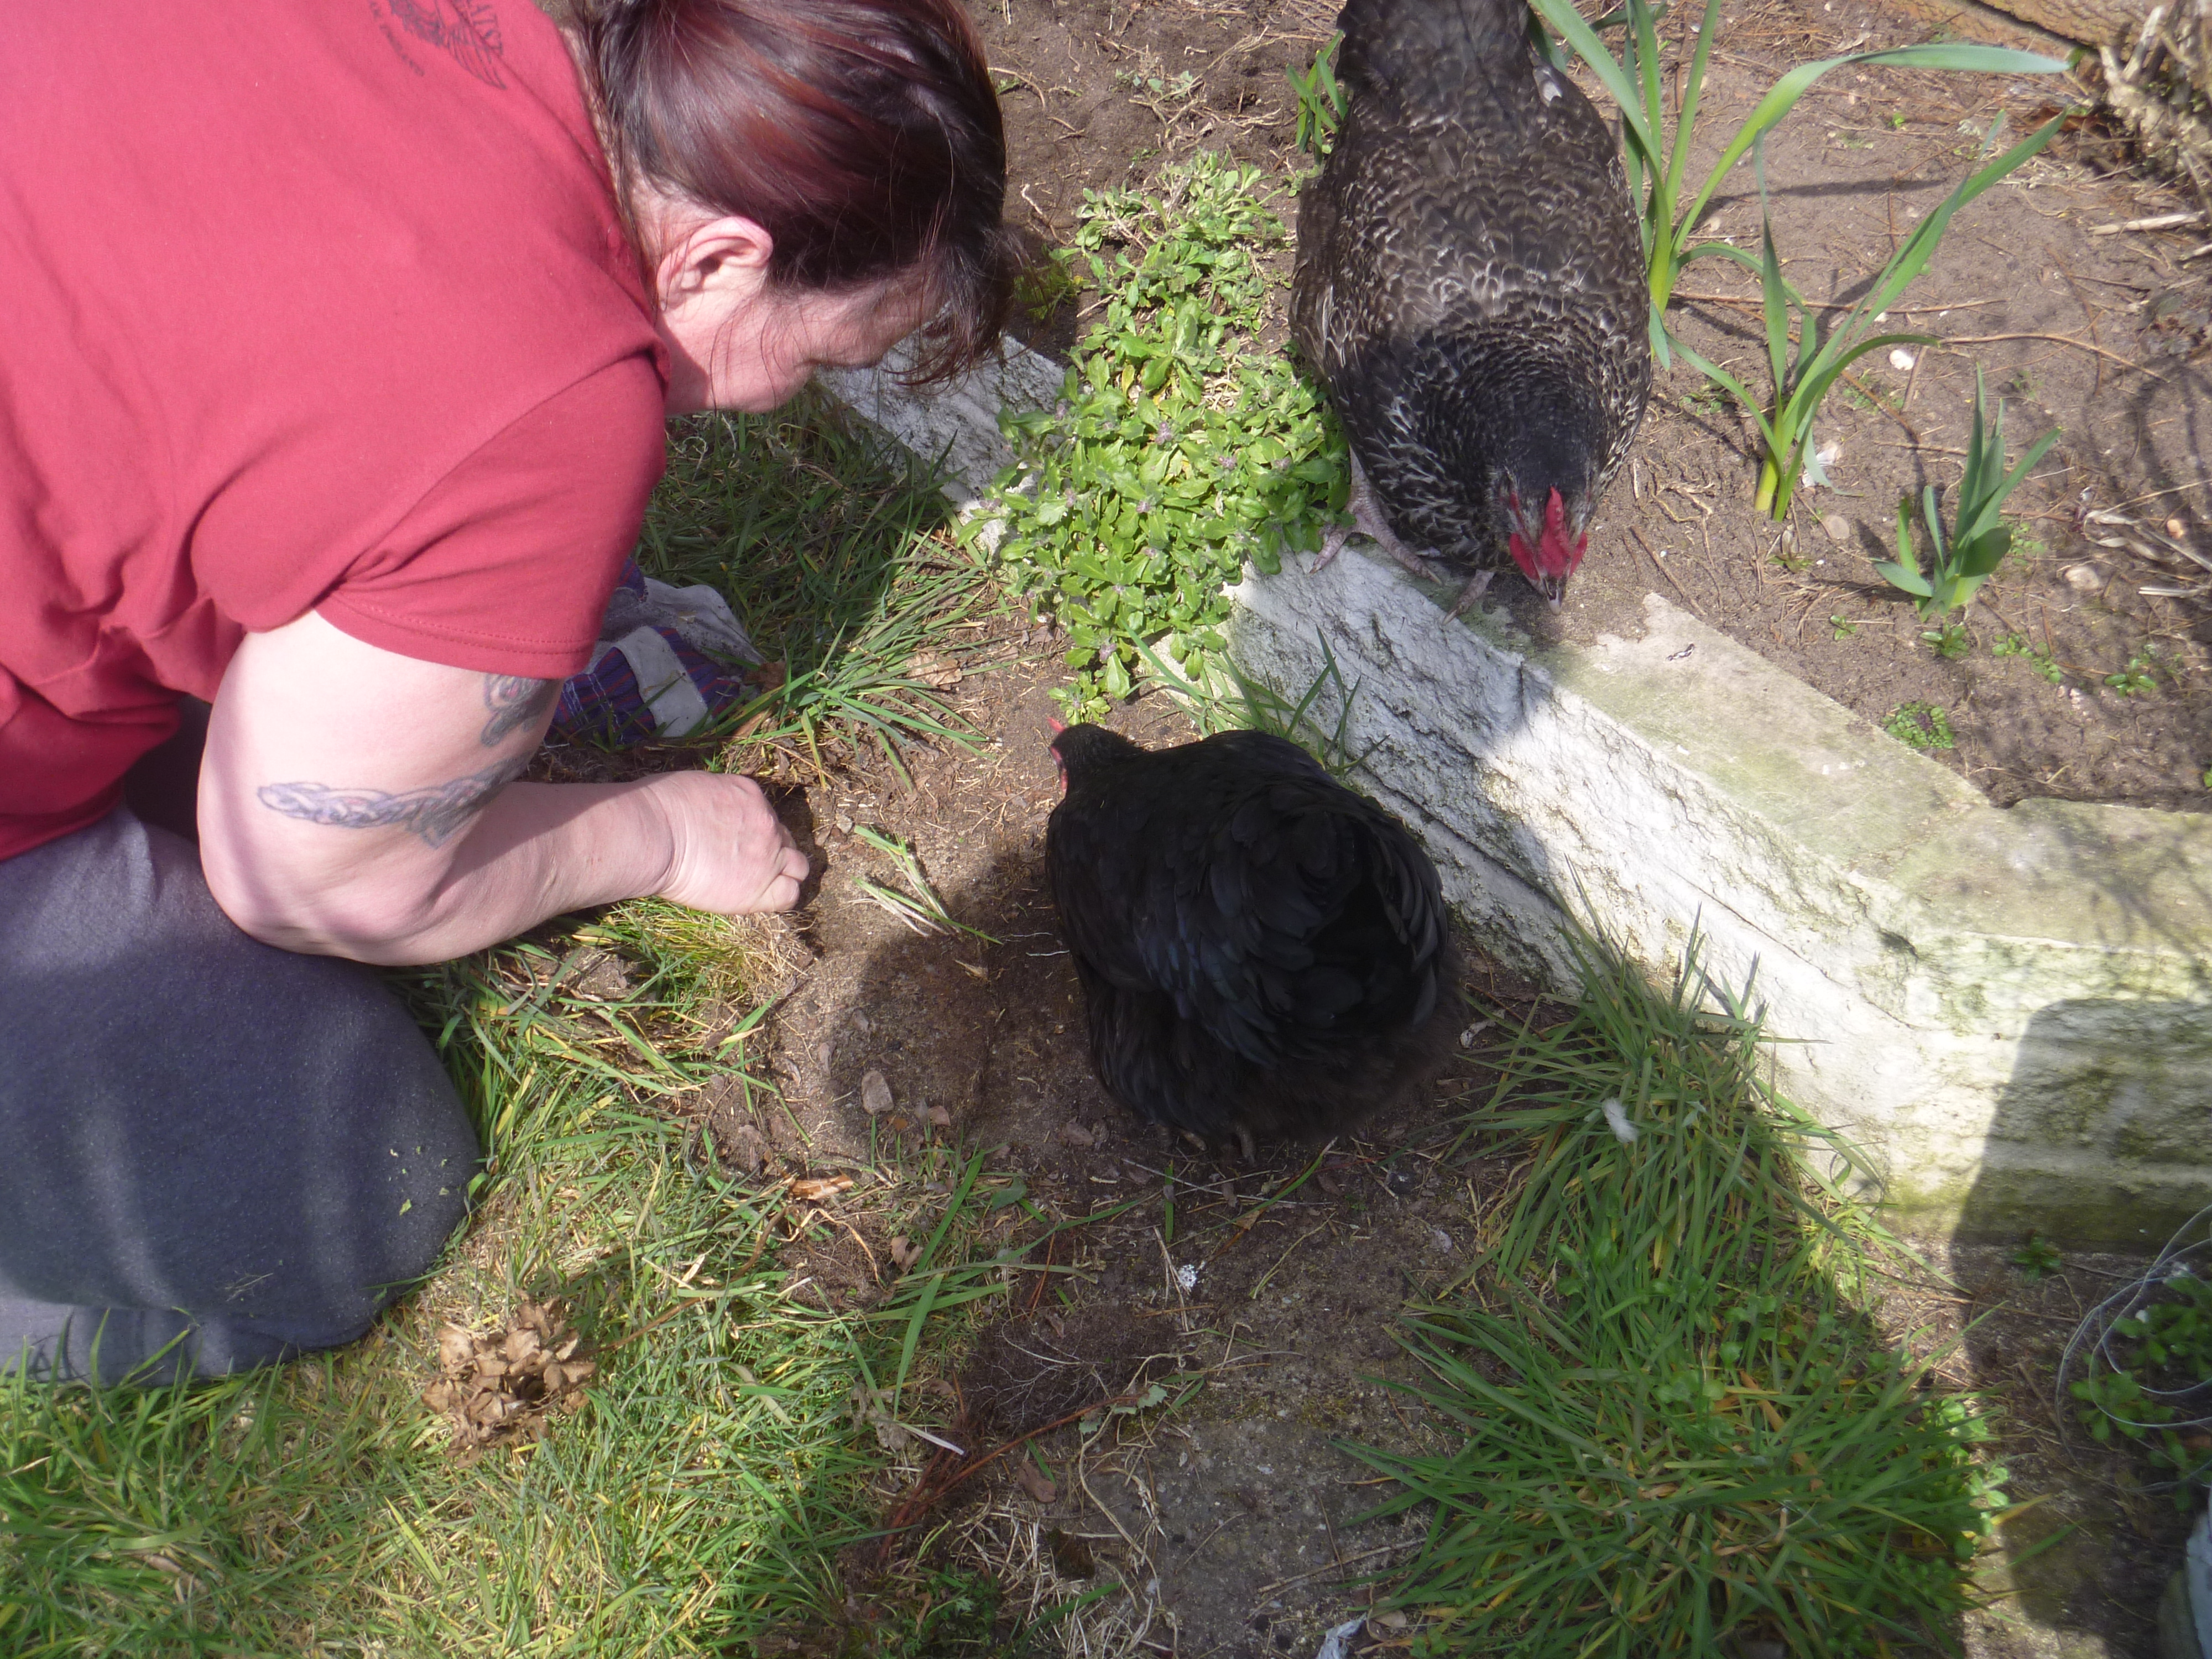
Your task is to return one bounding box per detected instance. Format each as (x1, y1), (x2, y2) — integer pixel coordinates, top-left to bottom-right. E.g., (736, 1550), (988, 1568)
(972, 0), (2212, 812)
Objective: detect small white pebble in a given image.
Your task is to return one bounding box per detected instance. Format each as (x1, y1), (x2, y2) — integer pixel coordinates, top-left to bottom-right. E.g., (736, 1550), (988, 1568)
(1888, 348), (1916, 371)
(1175, 1263), (1199, 1292)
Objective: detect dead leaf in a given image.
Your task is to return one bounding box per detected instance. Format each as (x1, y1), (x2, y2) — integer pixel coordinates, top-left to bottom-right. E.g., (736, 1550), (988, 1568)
(904, 649), (962, 688)
(747, 659), (787, 694)
(1014, 1459), (1058, 1503)
(924, 1103), (954, 1129)
(419, 1298), (593, 1457)
(789, 1175), (853, 1203)
(849, 1383), (916, 1453)
(860, 1070), (894, 1116)
(436, 1323), (474, 1373)
(888, 1234), (924, 1271)
(1060, 1121), (1095, 1147)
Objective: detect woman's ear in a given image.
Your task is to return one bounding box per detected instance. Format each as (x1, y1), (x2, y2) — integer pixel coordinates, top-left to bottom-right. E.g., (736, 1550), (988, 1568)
(653, 213), (775, 312)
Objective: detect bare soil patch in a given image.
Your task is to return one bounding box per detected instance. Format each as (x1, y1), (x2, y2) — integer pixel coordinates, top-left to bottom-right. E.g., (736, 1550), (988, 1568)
(975, 0), (2212, 812)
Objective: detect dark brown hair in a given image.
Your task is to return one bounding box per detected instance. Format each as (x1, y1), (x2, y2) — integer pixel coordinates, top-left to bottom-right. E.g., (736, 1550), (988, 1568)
(576, 0), (1015, 382)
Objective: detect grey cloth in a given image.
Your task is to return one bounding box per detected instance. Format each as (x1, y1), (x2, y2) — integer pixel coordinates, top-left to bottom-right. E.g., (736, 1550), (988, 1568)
(0, 807), (478, 1385)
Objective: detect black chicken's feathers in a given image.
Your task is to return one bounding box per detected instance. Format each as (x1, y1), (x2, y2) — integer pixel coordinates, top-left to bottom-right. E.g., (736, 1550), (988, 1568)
(1046, 724), (1453, 1145)
(1291, 0), (1650, 574)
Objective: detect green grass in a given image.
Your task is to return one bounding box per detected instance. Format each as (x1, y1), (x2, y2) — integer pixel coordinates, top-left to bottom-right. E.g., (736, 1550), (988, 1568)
(1347, 934), (2008, 1656)
(1, 897), (1062, 1655)
(637, 397), (1003, 782)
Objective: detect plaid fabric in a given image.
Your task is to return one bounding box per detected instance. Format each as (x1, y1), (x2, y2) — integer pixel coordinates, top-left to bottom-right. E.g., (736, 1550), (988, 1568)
(549, 562), (754, 748)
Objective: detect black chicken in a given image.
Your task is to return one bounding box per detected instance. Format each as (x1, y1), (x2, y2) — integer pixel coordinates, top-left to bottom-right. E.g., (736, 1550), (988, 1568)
(1045, 723), (1454, 1152)
(1291, 0), (1651, 609)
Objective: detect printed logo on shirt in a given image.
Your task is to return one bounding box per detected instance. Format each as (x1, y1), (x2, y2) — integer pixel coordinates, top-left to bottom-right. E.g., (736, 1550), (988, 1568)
(372, 0), (507, 89)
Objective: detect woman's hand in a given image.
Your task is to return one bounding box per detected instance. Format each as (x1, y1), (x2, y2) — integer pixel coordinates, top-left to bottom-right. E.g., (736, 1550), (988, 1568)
(650, 769), (809, 915)
(200, 611), (803, 965)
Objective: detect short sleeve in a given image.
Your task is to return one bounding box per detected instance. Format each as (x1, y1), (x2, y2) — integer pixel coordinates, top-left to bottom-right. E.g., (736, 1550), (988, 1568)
(315, 359), (668, 680)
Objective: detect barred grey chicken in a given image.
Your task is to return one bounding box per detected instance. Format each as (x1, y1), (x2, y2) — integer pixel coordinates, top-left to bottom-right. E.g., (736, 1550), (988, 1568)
(1291, 0), (1650, 608)
(1045, 723), (1455, 1154)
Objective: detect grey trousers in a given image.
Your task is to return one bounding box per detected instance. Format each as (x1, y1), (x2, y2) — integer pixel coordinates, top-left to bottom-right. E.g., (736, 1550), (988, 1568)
(0, 804), (479, 1385)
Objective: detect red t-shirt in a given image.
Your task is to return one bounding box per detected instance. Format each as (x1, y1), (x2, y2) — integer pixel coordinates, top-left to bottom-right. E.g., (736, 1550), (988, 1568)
(0, 0), (669, 860)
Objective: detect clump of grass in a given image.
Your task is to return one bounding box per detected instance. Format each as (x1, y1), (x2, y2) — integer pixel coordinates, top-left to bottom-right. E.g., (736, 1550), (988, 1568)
(848, 824), (998, 942)
(1131, 634), (1365, 774)
(640, 396), (998, 782)
(1875, 367), (2060, 615)
(983, 152), (1344, 719)
(1350, 935), (2008, 1656)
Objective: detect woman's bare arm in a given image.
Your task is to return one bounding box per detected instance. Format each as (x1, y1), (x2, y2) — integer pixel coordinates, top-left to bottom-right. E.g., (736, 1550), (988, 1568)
(197, 611), (805, 965)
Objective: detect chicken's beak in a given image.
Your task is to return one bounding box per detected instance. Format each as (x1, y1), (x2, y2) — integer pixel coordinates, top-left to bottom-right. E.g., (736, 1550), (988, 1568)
(1536, 572), (1567, 607)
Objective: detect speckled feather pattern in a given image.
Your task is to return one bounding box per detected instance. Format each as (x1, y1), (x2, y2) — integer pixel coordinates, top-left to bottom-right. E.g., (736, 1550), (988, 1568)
(1045, 726), (1455, 1146)
(1291, 0), (1651, 572)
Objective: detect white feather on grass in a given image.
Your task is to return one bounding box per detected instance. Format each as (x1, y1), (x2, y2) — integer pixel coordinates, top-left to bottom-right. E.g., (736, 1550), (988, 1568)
(1600, 1097), (1640, 1143)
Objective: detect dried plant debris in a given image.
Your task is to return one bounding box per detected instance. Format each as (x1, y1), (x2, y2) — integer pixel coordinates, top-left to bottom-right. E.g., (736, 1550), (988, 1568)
(2098, 0), (2212, 221)
(420, 1298), (595, 1454)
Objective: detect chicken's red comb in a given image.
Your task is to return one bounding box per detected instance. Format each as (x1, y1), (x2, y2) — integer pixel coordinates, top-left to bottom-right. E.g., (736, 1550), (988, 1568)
(1546, 488), (1567, 540)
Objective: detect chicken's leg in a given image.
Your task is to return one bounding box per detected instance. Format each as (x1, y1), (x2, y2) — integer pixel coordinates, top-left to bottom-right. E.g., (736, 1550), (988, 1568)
(1313, 452), (1438, 581)
(1447, 570), (1495, 618)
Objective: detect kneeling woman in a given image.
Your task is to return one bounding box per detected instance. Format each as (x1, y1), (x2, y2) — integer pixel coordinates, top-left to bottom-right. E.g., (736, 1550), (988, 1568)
(0, 0), (1012, 1383)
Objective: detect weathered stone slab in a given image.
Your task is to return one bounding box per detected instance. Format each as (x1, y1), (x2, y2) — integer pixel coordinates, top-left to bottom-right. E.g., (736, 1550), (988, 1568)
(1228, 550), (2212, 1246)
(816, 336), (1066, 504)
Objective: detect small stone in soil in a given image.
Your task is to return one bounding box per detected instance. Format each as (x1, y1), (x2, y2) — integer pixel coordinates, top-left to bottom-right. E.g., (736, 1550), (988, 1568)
(860, 1068), (893, 1115)
(2063, 562), (2108, 592)
(1821, 513), (1850, 542)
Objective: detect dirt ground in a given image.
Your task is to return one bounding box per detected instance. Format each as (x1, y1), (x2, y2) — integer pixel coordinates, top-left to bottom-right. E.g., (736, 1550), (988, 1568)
(972, 0), (2212, 813)
(697, 633), (1533, 1656)
(597, 625), (2196, 1658)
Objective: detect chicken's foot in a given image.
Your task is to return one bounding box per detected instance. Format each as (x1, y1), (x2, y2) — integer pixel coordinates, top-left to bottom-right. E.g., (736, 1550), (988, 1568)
(1314, 452), (1438, 582)
(1447, 570), (1495, 618)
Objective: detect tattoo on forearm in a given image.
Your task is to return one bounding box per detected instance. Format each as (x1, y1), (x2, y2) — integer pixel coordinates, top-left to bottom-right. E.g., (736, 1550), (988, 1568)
(480, 674), (556, 747)
(256, 757), (527, 849)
